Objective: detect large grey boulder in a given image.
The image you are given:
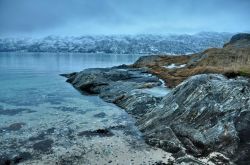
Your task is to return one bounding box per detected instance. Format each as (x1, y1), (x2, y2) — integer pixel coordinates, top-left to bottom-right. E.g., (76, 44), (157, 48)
(139, 74), (250, 164)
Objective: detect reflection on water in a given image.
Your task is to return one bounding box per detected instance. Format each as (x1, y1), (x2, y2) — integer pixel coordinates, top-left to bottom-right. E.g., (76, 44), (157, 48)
(0, 52), (140, 73)
(0, 52), (142, 107)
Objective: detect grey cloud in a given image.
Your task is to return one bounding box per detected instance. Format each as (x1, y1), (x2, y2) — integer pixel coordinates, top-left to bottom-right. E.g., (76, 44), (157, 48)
(0, 0), (249, 37)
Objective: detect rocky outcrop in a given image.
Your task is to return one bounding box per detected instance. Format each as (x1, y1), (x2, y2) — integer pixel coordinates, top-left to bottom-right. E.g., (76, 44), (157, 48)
(133, 33), (250, 88)
(62, 67), (165, 118)
(62, 33), (250, 164)
(63, 67), (250, 164)
(139, 74), (250, 164)
(224, 33), (250, 48)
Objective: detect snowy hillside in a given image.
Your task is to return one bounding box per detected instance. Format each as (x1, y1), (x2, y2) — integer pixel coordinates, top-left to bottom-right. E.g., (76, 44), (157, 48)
(0, 32), (233, 54)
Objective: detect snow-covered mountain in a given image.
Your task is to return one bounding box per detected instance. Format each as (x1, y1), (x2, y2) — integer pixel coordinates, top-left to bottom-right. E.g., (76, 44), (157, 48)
(0, 32), (233, 54)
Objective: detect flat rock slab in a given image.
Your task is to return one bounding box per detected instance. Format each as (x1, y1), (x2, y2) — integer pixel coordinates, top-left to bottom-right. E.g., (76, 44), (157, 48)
(62, 66), (163, 119)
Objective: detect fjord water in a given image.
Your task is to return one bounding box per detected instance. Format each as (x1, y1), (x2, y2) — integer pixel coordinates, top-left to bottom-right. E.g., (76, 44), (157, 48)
(0, 53), (172, 164)
(0, 52), (140, 111)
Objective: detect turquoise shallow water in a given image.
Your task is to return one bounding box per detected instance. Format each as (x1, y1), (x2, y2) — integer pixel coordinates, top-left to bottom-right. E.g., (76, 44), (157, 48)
(0, 53), (142, 107)
(1, 52), (164, 164)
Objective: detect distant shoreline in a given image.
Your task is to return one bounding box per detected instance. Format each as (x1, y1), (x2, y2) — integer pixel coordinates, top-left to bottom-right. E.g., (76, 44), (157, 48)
(0, 32), (233, 55)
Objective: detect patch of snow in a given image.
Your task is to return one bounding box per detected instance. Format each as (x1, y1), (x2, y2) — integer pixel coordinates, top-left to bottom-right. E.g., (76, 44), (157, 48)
(185, 52), (194, 55)
(164, 63), (186, 69)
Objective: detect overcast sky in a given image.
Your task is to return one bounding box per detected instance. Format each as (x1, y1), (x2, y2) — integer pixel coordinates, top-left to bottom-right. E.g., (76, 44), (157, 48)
(0, 0), (249, 37)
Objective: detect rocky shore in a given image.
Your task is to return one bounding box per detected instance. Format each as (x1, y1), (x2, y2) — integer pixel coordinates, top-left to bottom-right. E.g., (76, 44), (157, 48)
(63, 34), (250, 165)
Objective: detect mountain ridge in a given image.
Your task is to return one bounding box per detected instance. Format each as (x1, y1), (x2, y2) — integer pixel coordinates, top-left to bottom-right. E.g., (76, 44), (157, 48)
(0, 32), (233, 54)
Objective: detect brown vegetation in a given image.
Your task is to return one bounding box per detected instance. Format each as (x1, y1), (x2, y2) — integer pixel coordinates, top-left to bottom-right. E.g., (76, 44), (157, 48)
(132, 35), (250, 88)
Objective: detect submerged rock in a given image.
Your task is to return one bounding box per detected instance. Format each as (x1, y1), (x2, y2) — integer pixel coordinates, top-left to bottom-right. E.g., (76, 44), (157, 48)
(13, 152), (32, 164)
(77, 129), (114, 137)
(0, 155), (11, 165)
(93, 112), (107, 118)
(0, 108), (34, 116)
(0, 122), (25, 133)
(32, 139), (54, 153)
(0, 152), (32, 165)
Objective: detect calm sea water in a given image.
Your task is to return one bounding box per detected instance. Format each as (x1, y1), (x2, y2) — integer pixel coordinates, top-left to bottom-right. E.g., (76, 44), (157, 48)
(0, 52), (157, 164)
(0, 52), (142, 108)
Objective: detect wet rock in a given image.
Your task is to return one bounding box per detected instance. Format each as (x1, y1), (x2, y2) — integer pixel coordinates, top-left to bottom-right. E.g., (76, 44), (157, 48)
(54, 106), (86, 114)
(139, 74), (250, 164)
(63, 67), (162, 118)
(143, 126), (183, 154)
(46, 127), (55, 134)
(207, 152), (231, 165)
(93, 112), (106, 118)
(175, 156), (206, 165)
(152, 161), (169, 165)
(58, 159), (74, 165)
(108, 125), (126, 130)
(13, 152), (32, 164)
(29, 128), (55, 142)
(63, 67), (161, 95)
(0, 152), (31, 165)
(60, 72), (77, 79)
(7, 123), (25, 131)
(0, 108), (24, 116)
(0, 108), (33, 116)
(32, 139), (54, 153)
(0, 155), (11, 165)
(77, 129), (114, 137)
(0, 123), (25, 133)
(29, 132), (46, 141)
(114, 91), (162, 118)
(25, 109), (36, 113)
(66, 128), (75, 140)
